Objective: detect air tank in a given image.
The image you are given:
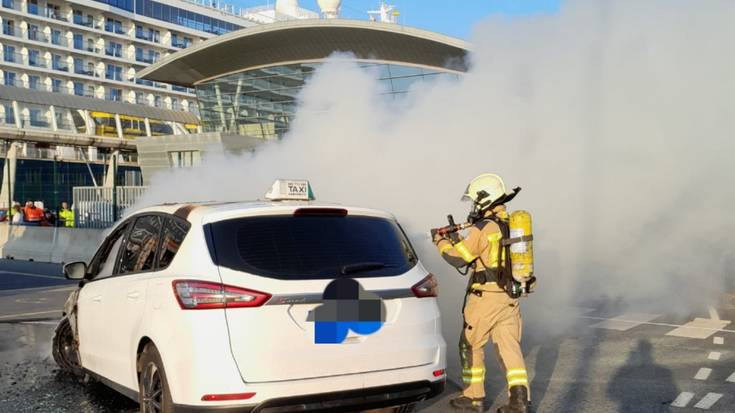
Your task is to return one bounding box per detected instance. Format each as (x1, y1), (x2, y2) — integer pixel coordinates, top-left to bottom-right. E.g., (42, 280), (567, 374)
(509, 210), (534, 282)
(317, 0), (341, 18)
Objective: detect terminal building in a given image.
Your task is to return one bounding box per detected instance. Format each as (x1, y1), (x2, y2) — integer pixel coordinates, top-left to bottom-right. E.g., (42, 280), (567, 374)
(0, 0), (316, 208)
(137, 11), (470, 179)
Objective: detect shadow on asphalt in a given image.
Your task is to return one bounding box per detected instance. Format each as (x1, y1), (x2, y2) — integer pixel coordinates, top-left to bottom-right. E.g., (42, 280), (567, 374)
(528, 339), (560, 409)
(607, 339), (679, 413)
(56, 371), (139, 412)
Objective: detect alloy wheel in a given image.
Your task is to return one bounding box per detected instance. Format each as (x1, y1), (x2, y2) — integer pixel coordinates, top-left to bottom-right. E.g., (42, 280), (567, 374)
(141, 362), (163, 413)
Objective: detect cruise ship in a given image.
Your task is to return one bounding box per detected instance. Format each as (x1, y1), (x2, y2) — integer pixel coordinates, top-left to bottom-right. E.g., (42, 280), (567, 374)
(0, 0), (317, 208)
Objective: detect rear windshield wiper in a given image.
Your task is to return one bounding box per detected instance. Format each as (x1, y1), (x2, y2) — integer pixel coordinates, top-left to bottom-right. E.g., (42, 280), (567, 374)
(340, 262), (386, 275)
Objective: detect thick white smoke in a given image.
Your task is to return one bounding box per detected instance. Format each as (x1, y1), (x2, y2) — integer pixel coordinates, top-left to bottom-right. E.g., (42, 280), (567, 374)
(135, 0), (735, 377)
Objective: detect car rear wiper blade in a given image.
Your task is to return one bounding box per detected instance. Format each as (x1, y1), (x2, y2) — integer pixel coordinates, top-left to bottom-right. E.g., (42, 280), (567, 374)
(340, 262), (386, 275)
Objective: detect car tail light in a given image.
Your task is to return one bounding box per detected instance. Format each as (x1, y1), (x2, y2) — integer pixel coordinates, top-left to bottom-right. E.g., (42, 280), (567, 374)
(433, 369), (445, 377)
(172, 280), (271, 310)
(201, 392), (256, 401)
(411, 273), (438, 298)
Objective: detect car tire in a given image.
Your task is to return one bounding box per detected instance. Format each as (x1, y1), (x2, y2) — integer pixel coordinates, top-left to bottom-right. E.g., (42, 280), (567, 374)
(52, 317), (82, 376)
(137, 343), (174, 413)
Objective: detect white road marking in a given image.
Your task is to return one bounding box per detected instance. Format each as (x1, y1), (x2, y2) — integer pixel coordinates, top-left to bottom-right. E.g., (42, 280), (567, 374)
(693, 393), (722, 409)
(0, 309), (60, 320)
(671, 392), (695, 408)
(666, 318), (732, 339)
(694, 368), (712, 380)
(20, 320), (58, 325)
(579, 316), (735, 334)
(38, 286), (76, 293)
(15, 297), (47, 304)
(707, 352), (721, 361)
(726, 372), (735, 383)
(708, 306), (720, 321)
(713, 336), (724, 345)
(590, 313), (661, 331)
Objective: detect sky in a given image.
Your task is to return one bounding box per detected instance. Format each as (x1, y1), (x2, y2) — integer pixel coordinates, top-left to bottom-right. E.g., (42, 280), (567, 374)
(231, 0), (562, 39)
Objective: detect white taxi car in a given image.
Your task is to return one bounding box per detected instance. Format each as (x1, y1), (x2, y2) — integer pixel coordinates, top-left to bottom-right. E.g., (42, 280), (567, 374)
(53, 180), (446, 413)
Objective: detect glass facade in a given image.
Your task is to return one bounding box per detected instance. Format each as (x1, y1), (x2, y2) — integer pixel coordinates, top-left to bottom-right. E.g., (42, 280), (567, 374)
(4, 71), (15, 86)
(92, 0), (241, 35)
(92, 0), (133, 12)
(197, 62), (460, 139)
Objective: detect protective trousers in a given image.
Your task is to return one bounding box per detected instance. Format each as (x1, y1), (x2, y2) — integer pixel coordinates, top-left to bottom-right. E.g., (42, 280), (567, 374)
(459, 285), (529, 400)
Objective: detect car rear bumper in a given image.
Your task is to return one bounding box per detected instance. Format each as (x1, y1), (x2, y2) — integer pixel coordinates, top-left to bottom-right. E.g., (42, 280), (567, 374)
(173, 379), (445, 413)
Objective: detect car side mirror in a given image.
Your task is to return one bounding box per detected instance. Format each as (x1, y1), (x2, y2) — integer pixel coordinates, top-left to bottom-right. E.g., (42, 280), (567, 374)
(64, 261), (87, 280)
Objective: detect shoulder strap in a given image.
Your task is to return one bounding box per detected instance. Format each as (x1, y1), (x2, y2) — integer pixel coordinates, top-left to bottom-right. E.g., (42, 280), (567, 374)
(488, 215), (513, 289)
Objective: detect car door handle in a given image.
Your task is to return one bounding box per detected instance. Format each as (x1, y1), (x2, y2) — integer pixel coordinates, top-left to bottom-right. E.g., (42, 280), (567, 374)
(127, 291), (140, 300)
(91, 295), (102, 302)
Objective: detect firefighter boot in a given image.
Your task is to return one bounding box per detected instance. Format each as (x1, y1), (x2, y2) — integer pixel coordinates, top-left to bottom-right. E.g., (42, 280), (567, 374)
(450, 395), (485, 412)
(497, 386), (529, 413)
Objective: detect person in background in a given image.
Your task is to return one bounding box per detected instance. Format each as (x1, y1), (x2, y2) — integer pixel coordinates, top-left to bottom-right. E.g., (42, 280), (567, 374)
(11, 204), (24, 225)
(59, 202), (74, 228)
(8, 202), (20, 222)
(23, 201), (44, 225)
(43, 209), (56, 227)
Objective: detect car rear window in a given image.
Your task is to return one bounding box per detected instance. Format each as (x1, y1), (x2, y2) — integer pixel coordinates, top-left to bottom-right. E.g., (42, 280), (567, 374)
(207, 214), (418, 279)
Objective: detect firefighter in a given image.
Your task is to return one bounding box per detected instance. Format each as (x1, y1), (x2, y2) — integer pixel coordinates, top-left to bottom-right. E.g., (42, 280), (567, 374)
(432, 173), (530, 413)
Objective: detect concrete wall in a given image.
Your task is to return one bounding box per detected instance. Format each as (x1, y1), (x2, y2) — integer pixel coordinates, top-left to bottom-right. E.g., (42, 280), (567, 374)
(0, 223), (104, 264)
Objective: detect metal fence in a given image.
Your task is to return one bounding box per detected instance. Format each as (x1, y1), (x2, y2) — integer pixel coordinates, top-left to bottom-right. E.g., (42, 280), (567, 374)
(73, 186), (147, 228)
(0, 143), (142, 212)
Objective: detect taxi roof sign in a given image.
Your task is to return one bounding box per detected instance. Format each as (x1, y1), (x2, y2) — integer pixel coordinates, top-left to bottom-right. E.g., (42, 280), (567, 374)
(264, 179), (315, 201)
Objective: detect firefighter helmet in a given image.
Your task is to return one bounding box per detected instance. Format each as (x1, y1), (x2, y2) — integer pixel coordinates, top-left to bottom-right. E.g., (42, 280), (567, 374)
(461, 173), (507, 204)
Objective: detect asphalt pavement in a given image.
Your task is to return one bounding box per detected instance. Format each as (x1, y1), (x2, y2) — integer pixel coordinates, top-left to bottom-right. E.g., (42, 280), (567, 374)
(0, 260), (733, 412)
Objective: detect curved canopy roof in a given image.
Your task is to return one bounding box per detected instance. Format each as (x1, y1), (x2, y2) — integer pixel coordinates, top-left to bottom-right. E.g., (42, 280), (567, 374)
(139, 19), (470, 88)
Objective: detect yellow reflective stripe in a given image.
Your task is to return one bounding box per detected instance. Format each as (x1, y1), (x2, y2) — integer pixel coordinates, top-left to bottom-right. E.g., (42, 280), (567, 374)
(462, 376), (484, 384)
(439, 243), (453, 254)
(454, 241), (477, 263)
(506, 369), (527, 377)
(508, 378), (529, 386)
(506, 369), (529, 387)
(462, 366), (486, 385)
(487, 232), (503, 268)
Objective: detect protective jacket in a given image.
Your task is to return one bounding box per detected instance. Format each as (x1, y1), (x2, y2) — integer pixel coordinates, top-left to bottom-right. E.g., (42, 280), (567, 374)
(24, 206), (44, 223)
(435, 211), (510, 291)
(59, 208), (74, 227)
